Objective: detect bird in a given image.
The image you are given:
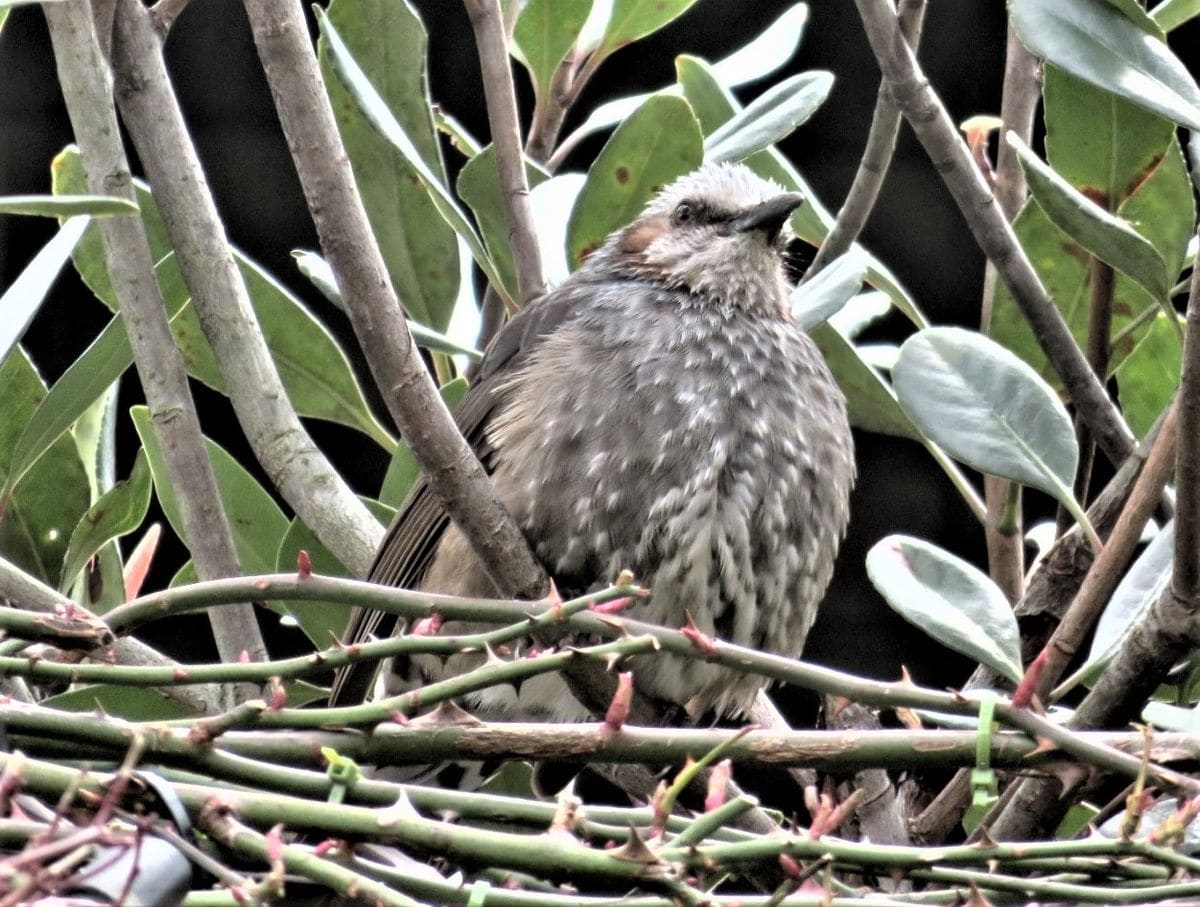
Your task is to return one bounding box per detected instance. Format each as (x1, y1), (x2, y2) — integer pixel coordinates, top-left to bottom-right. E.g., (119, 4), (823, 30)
(330, 161), (855, 721)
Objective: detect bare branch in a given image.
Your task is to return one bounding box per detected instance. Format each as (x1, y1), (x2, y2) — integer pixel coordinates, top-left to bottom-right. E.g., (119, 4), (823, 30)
(107, 0), (383, 579)
(237, 0), (547, 600)
(852, 0), (1135, 467)
(805, 0), (926, 280)
(464, 0), (547, 305)
(45, 0), (265, 696)
(147, 0), (190, 37)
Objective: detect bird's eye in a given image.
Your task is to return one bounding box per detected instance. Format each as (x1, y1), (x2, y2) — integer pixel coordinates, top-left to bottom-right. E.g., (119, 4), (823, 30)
(673, 202), (695, 225)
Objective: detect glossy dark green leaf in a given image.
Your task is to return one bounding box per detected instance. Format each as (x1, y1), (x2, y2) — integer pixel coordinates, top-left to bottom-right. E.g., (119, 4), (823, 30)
(0, 194), (137, 217)
(318, 0), (459, 331)
(380, 377), (470, 508)
(1010, 0), (1200, 129)
(866, 534), (1023, 683)
(458, 145), (550, 304)
(0, 348), (91, 588)
(41, 685), (195, 720)
(59, 449), (151, 594)
(791, 248), (866, 331)
(0, 217), (89, 364)
(893, 328), (1081, 520)
(1116, 313), (1182, 437)
(513, 0), (590, 101)
(567, 94), (703, 268)
(704, 71), (833, 164)
(1009, 134), (1169, 300)
(131, 406), (288, 575)
(274, 496), (393, 646)
(596, 0), (701, 56)
(318, 10), (506, 306)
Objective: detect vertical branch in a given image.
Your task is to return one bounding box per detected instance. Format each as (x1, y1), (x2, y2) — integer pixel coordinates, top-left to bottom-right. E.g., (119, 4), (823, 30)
(804, 0), (926, 280)
(107, 0), (382, 577)
(237, 0), (547, 600)
(851, 0), (1135, 468)
(44, 0), (265, 696)
(981, 29), (1039, 605)
(464, 0), (547, 305)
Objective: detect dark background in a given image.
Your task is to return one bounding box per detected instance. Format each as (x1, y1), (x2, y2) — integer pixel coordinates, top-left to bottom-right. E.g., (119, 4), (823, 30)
(3, 2), (1191, 694)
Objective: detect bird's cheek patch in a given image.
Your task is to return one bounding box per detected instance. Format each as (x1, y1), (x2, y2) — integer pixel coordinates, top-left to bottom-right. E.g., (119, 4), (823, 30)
(617, 216), (670, 256)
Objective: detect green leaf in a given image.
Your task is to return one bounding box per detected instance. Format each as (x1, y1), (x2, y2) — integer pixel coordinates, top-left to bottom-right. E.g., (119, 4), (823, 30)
(41, 685), (195, 720)
(274, 497), (393, 646)
(1055, 520), (1173, 697)
(52, 146), (180, 313)
(893, 328), (1084, 530)
(567, 94), (704, 268)
(866, 535), (1023, 683)
(131, 406), (288, 575)
(168, 255), (395, 450)
(992, 138), (1194, 388)
(1150, 0), (1200, 31)
(1043, 67), (1173, 199)
(791, 249), (866, 331)
(596, 0), (701, 56)
(318, 0), (459, 331)
(704, 71), (833, 164)
(0, 195), (138, 217)
(1008, 133), (1169, 300)
(808, 323), (918, 441)
(0, 217), (89, 364)
(558, 4), (809, 155)
(1116, 313), (1182, 437)
(1010, 0), (1200, 129)
(829, 291), (891, 341)
(0, 348), (91, 588)
(59, 449), (152, 594)
(513, 0), (591, 101)
(457, 145), (550, 304)
(4, 263), (186, 502)
(295, 251), (481, 361)
(380, 377), (470, 508)
(530, 173), (587, 286)
(711, 3), (808, 86)
(318, 10), (506, 307)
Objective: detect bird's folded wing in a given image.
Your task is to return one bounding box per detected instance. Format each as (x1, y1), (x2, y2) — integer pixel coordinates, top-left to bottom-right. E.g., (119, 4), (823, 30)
(327, 284), (591, 706)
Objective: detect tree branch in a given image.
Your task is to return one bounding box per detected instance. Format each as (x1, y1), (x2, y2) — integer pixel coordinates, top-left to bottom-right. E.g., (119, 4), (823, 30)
(44, 0), (265, 697)
(852, 0), (1135, 467)
(107, 0), (382, 578)
(237, 0), (547, 600)
(463, 0), (547, 305)
(805, 0), (926, 280)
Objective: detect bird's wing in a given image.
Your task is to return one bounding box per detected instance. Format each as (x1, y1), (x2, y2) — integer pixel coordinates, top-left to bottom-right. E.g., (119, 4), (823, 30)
(327, 284), (589, 706)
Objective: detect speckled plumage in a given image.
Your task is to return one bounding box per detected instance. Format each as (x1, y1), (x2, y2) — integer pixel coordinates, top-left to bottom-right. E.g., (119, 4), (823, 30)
(331, 162), (855, 719)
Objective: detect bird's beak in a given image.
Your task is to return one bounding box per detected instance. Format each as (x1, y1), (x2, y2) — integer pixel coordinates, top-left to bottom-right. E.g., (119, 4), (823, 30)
(731, 192), (806, 240)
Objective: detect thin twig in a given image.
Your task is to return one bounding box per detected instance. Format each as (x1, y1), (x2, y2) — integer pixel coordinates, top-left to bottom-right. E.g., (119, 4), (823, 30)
(1039, 398), (1179, 700)
(804, 0), (926, 280)
(44, 0), (265, 702)
(463, 0), (547, 305)
(852, 0), (1135, 467)
(237, 0), (546, 599)
(980, 27), (1039, 606)
(108, 0), (382, 579)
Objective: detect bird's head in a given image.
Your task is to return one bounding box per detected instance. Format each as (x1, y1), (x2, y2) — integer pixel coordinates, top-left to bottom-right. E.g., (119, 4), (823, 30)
(589, 162), (804, 315)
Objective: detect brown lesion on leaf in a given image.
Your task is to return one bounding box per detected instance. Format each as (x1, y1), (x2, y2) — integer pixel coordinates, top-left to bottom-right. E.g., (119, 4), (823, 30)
(1121, 152), (1166, 203)
(614, 165), (631, 185)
